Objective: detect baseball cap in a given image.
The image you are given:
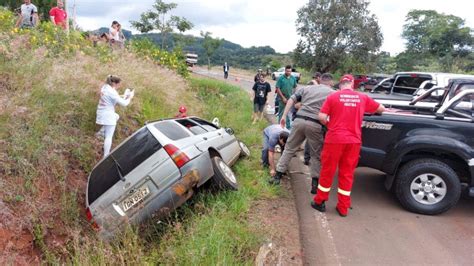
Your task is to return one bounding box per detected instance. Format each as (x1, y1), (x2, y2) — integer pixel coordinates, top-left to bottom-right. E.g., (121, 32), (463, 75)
(339, 74), (354, 83)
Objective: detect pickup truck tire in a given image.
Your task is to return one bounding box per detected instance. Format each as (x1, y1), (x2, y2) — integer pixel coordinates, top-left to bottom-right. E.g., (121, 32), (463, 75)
(211, 156), (238, 190)
(395, 159), (461, 215)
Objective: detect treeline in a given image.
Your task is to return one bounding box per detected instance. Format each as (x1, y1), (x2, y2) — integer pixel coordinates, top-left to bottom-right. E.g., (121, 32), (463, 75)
(132, 32), (281, 70)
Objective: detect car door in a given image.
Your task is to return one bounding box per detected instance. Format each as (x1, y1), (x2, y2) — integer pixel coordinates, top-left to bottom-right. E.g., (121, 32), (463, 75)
(190, 118), (239, 164)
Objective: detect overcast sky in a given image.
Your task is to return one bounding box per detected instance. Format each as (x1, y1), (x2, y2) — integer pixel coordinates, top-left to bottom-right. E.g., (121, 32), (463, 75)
(71, 0), (474, 55)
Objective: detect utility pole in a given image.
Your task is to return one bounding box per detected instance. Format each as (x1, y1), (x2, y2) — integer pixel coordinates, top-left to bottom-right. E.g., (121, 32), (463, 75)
(72, 0), (77, 31)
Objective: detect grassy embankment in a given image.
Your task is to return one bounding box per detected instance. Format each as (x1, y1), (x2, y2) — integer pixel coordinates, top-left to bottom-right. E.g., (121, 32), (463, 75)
(0, 8), (281, 264)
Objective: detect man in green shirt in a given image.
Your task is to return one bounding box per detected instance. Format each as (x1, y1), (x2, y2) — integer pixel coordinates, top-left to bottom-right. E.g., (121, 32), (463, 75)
(275, 65), (297, 129)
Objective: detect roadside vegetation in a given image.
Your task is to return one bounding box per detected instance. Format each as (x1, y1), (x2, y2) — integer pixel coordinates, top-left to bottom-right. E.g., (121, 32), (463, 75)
(0, 7), (278, 264)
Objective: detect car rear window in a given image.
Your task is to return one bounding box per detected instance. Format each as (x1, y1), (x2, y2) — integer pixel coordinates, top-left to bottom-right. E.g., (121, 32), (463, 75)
(153, 121), (190, 140)
(87, 128), (162, 204)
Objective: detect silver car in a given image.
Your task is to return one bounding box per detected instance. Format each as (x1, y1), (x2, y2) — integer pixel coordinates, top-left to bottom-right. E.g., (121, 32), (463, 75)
(85, 117), (250, 239)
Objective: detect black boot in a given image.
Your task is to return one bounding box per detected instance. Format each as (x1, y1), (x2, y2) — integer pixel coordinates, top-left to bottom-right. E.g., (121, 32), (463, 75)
(310, 177), (318, 194)
(268, 171), (283, 185)
(311, 201), (326, 212)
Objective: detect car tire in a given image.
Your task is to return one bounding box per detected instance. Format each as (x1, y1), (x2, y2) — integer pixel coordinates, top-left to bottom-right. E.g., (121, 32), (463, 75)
(394, 158), (461, 215)
(272, 74), (276, 80)
(238, 141), (250, 158)
(211, 156), (238, 190)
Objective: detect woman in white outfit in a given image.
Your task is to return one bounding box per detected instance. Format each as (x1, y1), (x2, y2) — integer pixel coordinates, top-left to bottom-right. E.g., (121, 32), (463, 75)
(96, 75), (134, 157)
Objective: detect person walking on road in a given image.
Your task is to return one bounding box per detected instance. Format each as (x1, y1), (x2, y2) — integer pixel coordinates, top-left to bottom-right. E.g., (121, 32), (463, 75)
(223, 62), (229, 79)
(16, 0), (39, 29)
(254, 69), (263, 82)
(269, 74), (335, 191)
(252, 74), (271, 123)
(311, 74), (384, 217)
(96, 75), (134, 158)
(261, 124), (289, 179)
(275, 65), (297, 129)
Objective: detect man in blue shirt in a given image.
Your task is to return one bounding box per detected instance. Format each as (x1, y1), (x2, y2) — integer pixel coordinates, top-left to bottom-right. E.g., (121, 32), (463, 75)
(261, 124), (289, 180)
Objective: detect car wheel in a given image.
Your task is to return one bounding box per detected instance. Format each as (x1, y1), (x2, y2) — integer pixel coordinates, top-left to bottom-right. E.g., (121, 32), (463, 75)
(238, 141), (250, 158)
(211, 156), (238, 190)
(272, 74), (276, 80)
(394, 159), (461, 215)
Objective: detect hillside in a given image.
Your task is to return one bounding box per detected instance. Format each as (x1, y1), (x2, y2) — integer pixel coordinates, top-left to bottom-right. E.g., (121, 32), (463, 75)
(0, 8), (282, 264)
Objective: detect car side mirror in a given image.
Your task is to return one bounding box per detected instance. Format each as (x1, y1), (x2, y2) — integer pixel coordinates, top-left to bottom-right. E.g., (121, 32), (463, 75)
(225, 127), (234, 135)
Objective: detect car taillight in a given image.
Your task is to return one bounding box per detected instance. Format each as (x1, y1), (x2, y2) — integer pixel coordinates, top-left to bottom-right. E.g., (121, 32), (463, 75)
(410, 74), (418, 77)
(164, 144), (190, 168)
(86, 207), (100, 230)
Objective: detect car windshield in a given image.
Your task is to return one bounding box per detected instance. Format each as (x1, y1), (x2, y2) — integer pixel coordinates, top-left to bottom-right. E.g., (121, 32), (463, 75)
(88, 127), (162, 204)
(393, 75), (432, 94)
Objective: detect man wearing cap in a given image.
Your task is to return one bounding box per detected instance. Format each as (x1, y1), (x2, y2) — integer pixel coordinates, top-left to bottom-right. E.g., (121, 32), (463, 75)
(311, 74), (385, 217)
(269, 73), (334, 190)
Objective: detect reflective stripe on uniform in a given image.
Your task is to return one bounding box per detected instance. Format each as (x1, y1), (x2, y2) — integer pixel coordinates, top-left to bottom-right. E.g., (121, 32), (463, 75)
(318, 184), (331, 192)
(338, 188), (351, 196)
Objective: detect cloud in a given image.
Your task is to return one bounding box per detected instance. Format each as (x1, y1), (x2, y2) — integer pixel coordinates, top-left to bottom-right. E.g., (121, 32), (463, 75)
(72, 0), (474, 54)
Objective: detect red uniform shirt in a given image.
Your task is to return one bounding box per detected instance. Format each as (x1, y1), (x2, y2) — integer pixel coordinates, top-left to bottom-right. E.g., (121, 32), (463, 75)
(321, 89), (380, 144)
(49, 7), (67, 29)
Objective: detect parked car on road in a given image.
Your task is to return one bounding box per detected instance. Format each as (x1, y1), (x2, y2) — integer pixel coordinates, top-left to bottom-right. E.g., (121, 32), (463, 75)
(185, 53), (198, 67)
(271, 67), (301, 83)
(370, 72), (474, 101)
(85, 117), (250, 239)
(361, 88), (474, 215)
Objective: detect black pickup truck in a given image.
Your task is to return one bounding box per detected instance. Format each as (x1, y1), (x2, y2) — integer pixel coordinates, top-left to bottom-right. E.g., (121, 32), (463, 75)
(360, 83), (474, 215)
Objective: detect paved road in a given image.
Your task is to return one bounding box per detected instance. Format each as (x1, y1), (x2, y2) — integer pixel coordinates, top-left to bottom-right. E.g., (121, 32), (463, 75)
(194, 67), (474, 265)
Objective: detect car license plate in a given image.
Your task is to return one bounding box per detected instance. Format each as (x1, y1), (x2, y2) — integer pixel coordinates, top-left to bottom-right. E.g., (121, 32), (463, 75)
(122, 186), (150, 212)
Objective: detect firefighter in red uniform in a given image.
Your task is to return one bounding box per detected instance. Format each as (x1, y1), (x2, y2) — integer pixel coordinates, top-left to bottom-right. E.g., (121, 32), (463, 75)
(311, 74), (385, 217)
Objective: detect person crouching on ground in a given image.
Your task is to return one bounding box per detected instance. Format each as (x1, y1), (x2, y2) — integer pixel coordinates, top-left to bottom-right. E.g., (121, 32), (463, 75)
(96, 75), (134, 158)
(311, 74), (384, 217)
(261, 124), (289, 181)
(252, 74), (271, 124)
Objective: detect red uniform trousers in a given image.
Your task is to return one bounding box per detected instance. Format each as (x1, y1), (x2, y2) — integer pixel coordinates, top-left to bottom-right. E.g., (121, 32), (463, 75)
(313, 143), (361, 215)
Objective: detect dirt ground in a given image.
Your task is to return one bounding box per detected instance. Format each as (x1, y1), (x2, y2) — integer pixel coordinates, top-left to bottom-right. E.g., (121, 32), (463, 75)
(249, 178), (303, 266)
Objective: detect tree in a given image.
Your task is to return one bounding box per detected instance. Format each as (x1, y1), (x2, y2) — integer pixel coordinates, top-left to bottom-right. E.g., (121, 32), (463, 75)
(200, 31), (222, 70)
(294, 0), (383, 73)
(130, 0), (193, 50)
(402, 10), (473, 71)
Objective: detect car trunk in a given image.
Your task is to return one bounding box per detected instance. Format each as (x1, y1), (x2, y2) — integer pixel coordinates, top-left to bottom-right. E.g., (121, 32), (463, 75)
(86, 127), (182, 236)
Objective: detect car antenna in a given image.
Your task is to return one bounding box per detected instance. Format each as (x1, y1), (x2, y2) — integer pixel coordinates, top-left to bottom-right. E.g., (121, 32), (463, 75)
(110, 155), (126, 182)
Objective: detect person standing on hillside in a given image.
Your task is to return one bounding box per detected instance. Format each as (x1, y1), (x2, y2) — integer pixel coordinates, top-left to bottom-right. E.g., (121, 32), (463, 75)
(252, 74), (272, 123)
(275, 65), (297, 129)
(223, 62), (229, 79)
(96, 75), (134, 158)
(269, 73), (335, 191)
(49, 0), (68, 30)
(311, 74), (384, 217)
(15, 0), (39, 29)
(175, 105), (187, 118)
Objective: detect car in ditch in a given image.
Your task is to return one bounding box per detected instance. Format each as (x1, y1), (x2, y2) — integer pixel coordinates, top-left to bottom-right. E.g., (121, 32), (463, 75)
(360, 88), (474, 215)
(85, 117), (250, 239)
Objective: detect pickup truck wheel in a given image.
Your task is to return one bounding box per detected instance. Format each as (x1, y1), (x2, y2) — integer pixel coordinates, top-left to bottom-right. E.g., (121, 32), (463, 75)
(395, 159), (461, 215)
(238, 141), (250, 158)
(211, 157), (238, 190)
